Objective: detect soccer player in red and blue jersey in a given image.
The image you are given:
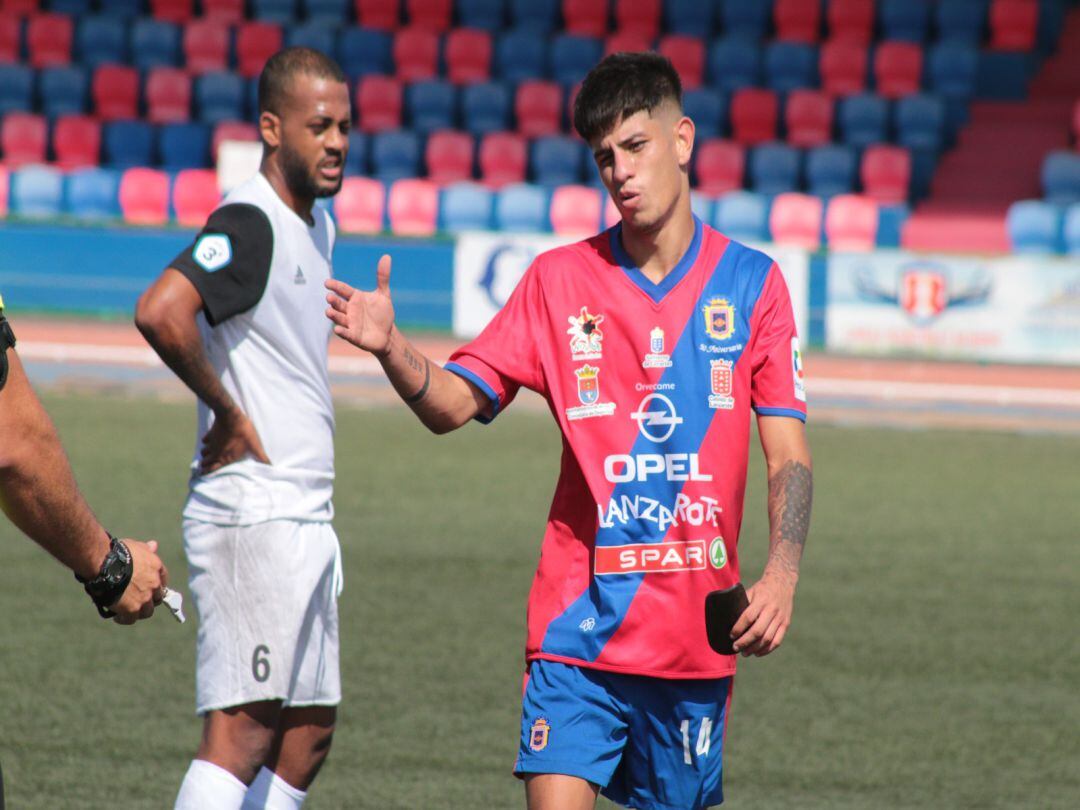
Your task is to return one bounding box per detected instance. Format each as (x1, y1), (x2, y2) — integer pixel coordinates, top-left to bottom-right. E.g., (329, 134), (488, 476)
(326, 52), (813, 810)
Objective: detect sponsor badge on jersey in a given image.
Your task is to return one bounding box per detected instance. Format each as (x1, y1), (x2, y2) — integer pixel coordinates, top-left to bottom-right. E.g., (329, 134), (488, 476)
(193, 234), (232, 272)
(642, 326), (672, 369)
(709, 537), (728, 570)
(703, 297), (735, 341)
(595, 540), (708, 575)
(529, 718), (551, 751)
(566, 306), (604, 360)
(708, 359), (735, 410)
(792, 338), (806, 402)
(566, 365), (616, 421)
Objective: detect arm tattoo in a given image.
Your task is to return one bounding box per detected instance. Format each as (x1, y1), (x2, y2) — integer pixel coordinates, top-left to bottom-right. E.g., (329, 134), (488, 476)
(404, 357), (431, 405)
(766, 460), (813, 578)
(403, 345), (424, 375)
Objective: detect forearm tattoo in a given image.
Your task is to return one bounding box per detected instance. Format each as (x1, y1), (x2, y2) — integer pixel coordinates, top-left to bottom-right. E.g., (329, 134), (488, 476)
(766, 461), (813, 577)
(404, 356), (431, 405)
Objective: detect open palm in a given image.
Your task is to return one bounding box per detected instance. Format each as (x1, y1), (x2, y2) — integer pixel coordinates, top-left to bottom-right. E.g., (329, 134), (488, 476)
(325, 254), (396, 355)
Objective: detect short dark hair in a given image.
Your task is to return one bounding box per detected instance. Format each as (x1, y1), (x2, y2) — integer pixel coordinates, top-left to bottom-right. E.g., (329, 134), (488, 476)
(573, 52), (683, 143)
(258, 47), (347, 115)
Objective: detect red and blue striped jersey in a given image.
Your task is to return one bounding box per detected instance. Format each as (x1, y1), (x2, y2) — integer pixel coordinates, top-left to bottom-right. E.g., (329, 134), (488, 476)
(446, 218), (807, 679)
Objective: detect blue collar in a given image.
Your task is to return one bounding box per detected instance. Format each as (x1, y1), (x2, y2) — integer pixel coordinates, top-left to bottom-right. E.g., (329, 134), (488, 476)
(609, 216), (704, 303)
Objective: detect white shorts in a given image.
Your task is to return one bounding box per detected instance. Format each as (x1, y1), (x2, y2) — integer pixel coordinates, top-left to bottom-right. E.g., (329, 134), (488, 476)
(183, 518), (343, 715)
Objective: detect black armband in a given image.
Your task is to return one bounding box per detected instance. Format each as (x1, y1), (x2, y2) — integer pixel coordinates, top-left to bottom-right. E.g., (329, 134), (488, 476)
(0, 313), (15, 392)
(75, 534), (133, 619)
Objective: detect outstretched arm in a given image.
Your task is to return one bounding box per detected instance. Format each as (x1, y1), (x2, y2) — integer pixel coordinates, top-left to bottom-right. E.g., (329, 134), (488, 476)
(325, 255), (489, 434)
(730, 415), (813, 657)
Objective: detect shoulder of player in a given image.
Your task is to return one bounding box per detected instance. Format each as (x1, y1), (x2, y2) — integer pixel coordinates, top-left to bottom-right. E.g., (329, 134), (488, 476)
(201, 202), (274, 244)
(531, 233), (612, 279)
(709, 227), (777, 288)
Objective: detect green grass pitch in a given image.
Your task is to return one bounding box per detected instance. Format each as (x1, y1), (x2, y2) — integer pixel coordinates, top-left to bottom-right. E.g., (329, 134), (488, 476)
(0, 393), (1078, 809)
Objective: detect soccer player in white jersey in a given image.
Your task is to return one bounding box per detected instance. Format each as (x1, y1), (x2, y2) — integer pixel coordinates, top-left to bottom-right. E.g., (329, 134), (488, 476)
(135, 48), (349, 810)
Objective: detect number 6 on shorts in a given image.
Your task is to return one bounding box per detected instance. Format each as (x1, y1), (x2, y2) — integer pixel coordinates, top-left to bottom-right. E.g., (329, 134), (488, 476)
(252, 644), (271, 683)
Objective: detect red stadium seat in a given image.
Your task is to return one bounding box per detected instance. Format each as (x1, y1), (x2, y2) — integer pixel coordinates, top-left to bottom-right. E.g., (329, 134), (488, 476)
(184, 20), (230, 75)
(172, 168), (220, 227)
(236, 22), (283, 79)
(93, 65), (139, 121)
(478, 131), (526, 187)
(694, 139), (745, 195)
(445, 28), (492, 85)
(211, 120), (259, 161)
(769, 192), (823, 248)
(827, 0), (873, 44)
(393, 27), (439, 82)
(1, 0), (38, 15)
(0, 15), (20, 63)
(425, 129), (473, 184)
(356, 75), (403, 132)
(515, 80), (563, 138)
(820, 39), (868, 96)
(775, 0), (821, 43)
(730, 88), (778, 145)
(202, 0), (244, 22)
(825, 193), (879, 250)
(406, 0), (451, 31)
(658, 35), (705, 91)
(387, 177), (438, 234)
(26, 12), (72, 68)
(53, 114), (101, 169)
(563, 0), (608, 37)
(861, 144), (911, 204)
(335, 176), (386, 233)
(145, 67), (192, 124)
(604, 30), (651, 56)
(785, 90), (834, 147)
(119, 167), (170, 224)
(356, 0), (400, 30)
(151, 0), (195, 23)
(550, 184), (601, 234)
(874, 42), (923, 100)
(1073, 99), (1080, 146)
(613, 0), (660, 40)
(989, 0), (1039, 51)
(1, 111), (46, 167)
(0, 164), (7, 217)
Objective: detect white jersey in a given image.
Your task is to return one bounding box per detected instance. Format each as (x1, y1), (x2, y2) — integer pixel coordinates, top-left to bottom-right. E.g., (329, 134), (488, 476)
(169, 172), (336, 525)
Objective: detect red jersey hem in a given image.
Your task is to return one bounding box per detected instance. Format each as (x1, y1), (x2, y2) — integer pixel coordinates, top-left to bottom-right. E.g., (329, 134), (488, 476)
(528, 652), (738, 681)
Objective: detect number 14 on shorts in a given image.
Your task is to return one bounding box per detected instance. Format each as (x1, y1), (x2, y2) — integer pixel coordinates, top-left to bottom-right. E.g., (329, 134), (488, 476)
(681, 717), (713, 765)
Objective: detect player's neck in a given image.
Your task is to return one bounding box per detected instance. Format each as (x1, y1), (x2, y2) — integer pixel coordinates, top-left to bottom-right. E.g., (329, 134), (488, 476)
(619, 198), (696, 286)
(260, 163), (316, 226)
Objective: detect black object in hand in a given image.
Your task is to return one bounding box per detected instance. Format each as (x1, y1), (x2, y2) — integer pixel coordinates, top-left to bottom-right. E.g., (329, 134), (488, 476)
(705, 583), (749, 655)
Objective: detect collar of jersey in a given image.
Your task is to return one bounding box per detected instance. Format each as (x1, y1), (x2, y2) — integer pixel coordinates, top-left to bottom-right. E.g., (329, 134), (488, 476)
(609, 215), (704, 304)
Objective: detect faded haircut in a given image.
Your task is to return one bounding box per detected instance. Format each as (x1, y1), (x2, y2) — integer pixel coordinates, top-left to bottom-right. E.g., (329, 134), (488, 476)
(258, 47), (347, 115)
(573, 51), (683, 143)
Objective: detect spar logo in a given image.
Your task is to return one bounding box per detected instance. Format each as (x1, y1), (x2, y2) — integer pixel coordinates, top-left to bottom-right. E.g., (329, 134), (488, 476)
(595, 540), (707, 575)
(630, 393), (683, 443)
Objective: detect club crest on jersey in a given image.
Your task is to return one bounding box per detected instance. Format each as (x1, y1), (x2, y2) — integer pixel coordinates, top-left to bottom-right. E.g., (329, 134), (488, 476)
(567, 307), (604, 360)
(642, 326), (672, 369)
(566, 366), (616, 421)
(192, 234), (232, 272)
(529, 718), (551, 751)
(792, 338), (806, 402)
(708, 359), (735, 410)
(703, 297), (735, 341)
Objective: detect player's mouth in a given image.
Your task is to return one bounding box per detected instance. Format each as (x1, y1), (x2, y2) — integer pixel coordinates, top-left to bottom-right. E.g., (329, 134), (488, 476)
(619, 190), (642, 209)
(318, 159), (342, 180)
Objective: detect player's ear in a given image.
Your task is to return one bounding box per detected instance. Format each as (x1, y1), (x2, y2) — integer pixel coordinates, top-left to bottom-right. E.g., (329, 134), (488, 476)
(260, 111), (282, 150)
(674, 115), (694, 170)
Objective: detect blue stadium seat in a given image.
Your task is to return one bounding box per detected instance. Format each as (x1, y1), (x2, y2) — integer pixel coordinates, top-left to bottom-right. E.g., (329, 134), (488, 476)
(805, 144), (857, 197)
(407, 80), (457, 135)
(49, 0), (93, 14)
(935, 0), (987, 45)
(65, 167), (121, 219)
(1041, 151), (1080, 205)
(39, 66), (88, 118)
(895, 94), (945, 152)
(103, 120), (155, 169)
(531, 135), (586, 186)
(551, 34), (602, 87)
(11, 165), (63, 218)
(77, 16), (128, 69)
(749, 143), (801, 195)
(96, 0), (144, 19)
(880, 0), (932, 42)
(459, 0), (507, 32)
(496, 28), (547, 83)
(838, 93), (889, 149)
(252, 0), (298, 23)
(0, 65), (34, 116)
(302, 0), (350, 24)
(707, 37), (762, 93)
(461, 81), (511, 136)
(927, 42), (978, 131)
(764, 42), (818, 93)
(131, 19), (180, 71)
(718, 0), (772, 39)
(196, 71), (247, 125)
(338, 28), (393, 79)
(495, 182), (549, 231)
(159, 122), (211, 170)
(345, 131), (369, 175)
(1006, 200), (1061, 253)
(287, 22), (337, 54)
(690, 190), (715, 223)
(682, 88), (726, 141)
(371, 129), (422, 183)
(440, 182), (495, 231)
(509, 0), (559, 34)
(712, 190), (769, 241)
(666, 0), (715, 36)
(1063, 203), (1080, 255)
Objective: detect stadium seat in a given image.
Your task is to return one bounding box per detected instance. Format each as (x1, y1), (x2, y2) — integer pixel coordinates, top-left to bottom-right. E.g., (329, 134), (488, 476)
(38, 65), (88, 118)
(927, 42), (979, 107)
(92, 65), (139, 121)
(10, 164), (62, 216)
(425, 129), (473, 184)
(304, 0), (348, 23)
(387, 177), (438, 234)
(749, 142), (801, 195)
(562, 0), (607, 37)
(119, 166), (170, 224)
(172, 168), (219, 227)
(356, 75), (403, 132)
(712, 190), (768, 241)
(774, 0), (821, 44)
(531, 135), (585, 186)
(0, 15), (19, 64)
(515, 80), (562, 138)
(769, 192), (822, 248)
(895, 94), (945, 152)
(458, 0), (506, 32)
(211, 120), (259, 161)
(394, 26), (439, 82)
(1005, 199), (1060, 253)
(0, 64), (32, 115)
(550, 183), (602, 234)
(682, 88), (725, 141)
(204, 0), (246, 22)
(159, 121), (210, 170)
(1041, 151), (1080, 205)
(64, 166), (120, 218)
(370, 128), (422, 182)
(663, 0), (711, 37)
(509, 0), (559, 34)
(707, 37), (762, 92)
(874, 42), (924, 99)
(805, 144), (856, 197)
(286, 21), (336, 53)
(615, 0), (661, 39)
(334, 175), (386, 232)
(338, 28), (393, 78)
(718, 0), (771, 40)
(694, 139), (745, 195)
(551, 34), (602, 88)
(1063, 204), (1080, 255)
(478, 131), (526, 186)
(729, 88), (778, 145)
(827, 0), (874, 45)
(445, 28), (492, 85)
(439, 180), (493, 231)
(690, 190), (715, 223)
(50, 0), (91, 15)
(765, 42), (818, 93)
(935, 0), (987, 46)
(879, 0), (932, 43)
(989, 0), (1038, 51)
(183, 20), (229, 75)
(495, 181), (549, 230)
(495, 28), (547, 83)
(407, 0), (452, 31)
(150, 0), (195, 23)
(659, 35), (705, 90)
(250, 0), (296, 23)
(103, 120), (154, 168)
(196, 71), (246, 126)
(77, 15), (126, 69)
(0, 164), (6, 218)
(603, 30), (651, 56)
(344, 130), (369, 175)
(53, 114), (100, 169)
(0, 0), (38, 13)
(236, 22), (283, 79)
(824, 193), (878, 250)
(785, 90), (833, 148)
(146, 67), (192, 124)
(27, 13), (72, 68)
(1, 111), (45, 167)
(861, 144), (911, 203)
(407, 79), (456, 134)
(838, 93), (888, 148)
(819, 38), (868, 96)
(461, 81), (511, 136)
(131, 19), (180, 70)
(356, 0), (400, 30)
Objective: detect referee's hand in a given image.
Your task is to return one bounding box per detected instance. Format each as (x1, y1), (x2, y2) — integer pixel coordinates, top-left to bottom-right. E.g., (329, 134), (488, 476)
(110, 539), (169, 625)
(200, 407), (271, 474)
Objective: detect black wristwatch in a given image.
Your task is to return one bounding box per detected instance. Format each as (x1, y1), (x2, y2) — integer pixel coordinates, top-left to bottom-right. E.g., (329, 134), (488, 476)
(75, 534), (133, 619)
(0, 312), (15, 391)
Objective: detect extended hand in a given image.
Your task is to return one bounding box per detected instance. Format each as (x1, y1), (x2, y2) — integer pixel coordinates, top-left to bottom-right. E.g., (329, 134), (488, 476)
(730, 573), (796, 657)
(200, 407), (271, 474)
(325, 254), (395, 356)
(110, 539), (168, 625)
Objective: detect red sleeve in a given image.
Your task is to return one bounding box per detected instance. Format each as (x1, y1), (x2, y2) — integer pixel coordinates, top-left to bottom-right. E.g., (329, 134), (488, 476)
(445, 260), (546, 422)
(749, 264), (807, 421)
